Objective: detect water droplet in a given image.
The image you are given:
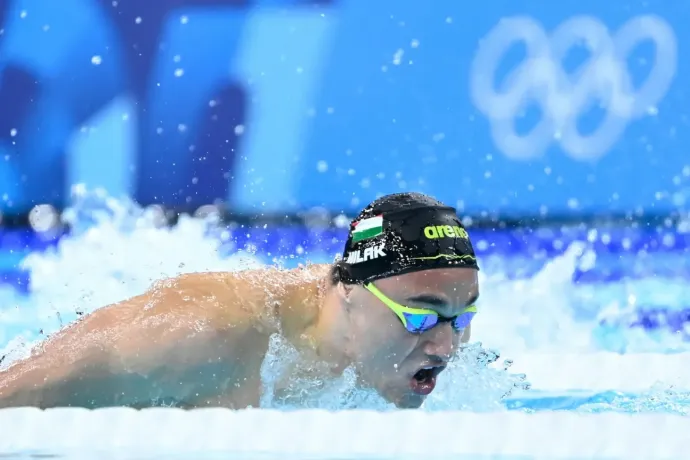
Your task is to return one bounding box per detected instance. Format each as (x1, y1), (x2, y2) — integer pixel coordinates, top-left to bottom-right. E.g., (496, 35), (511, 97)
(29, 204), (59, 232)
(392, 49), (404, 65)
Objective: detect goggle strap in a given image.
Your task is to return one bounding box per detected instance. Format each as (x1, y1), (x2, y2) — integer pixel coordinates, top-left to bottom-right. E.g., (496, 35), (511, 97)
(365, 283), (409, 325)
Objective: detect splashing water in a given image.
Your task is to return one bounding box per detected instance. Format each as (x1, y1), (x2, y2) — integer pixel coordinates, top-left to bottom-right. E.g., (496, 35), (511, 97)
(1, 187), (689, 412)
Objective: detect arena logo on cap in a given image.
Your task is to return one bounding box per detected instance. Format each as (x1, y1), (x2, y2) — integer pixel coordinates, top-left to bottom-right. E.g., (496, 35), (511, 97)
(423, 225), (468, 240)
(351, 215), (384, 242)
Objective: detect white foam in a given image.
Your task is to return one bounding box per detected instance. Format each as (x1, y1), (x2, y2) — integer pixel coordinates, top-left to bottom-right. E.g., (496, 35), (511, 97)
(2, 188), (689, 415)
(508, 352), (690, 391)
(0, 408), (687, 458)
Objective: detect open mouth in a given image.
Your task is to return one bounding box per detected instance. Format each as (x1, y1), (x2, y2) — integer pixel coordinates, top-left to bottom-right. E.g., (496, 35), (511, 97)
(410, 365), (445, 396)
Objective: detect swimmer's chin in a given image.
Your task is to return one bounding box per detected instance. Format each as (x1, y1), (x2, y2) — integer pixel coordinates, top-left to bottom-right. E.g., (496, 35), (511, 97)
(378, 387), (427, 409)
(393, 393), (426, 409)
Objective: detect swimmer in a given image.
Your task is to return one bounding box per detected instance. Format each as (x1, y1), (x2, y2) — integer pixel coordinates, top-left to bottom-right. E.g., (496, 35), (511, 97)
(0, 192), (479, 409)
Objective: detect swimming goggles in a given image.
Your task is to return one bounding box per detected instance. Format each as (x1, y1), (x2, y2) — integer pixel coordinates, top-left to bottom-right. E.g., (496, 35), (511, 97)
(364, 283), (477, 334)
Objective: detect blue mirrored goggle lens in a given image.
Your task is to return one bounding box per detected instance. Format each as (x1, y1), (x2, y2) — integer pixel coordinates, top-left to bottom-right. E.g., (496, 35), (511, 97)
(402, 311), (439, 333)
(452, 311), (476, 331)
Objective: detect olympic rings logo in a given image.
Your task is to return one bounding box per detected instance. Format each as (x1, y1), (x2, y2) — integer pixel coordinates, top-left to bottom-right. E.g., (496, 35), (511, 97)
(470, 15), (677, 161)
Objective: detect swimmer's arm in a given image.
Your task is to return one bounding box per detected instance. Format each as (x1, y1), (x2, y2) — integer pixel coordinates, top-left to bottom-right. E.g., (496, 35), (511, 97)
(0, 273), (274, 409)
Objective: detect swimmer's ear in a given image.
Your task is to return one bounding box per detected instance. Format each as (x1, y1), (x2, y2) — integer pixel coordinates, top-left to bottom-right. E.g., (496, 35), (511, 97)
(331, 262), (354, 303)
(336, 281), (354, 303)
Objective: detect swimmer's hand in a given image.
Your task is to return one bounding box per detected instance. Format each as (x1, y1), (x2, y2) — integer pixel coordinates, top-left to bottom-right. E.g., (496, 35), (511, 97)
(0, 272), (279, 409)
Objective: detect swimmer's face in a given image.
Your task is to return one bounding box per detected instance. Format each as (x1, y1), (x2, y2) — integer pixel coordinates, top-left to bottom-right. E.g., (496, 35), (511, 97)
(345, 267), (479, 408)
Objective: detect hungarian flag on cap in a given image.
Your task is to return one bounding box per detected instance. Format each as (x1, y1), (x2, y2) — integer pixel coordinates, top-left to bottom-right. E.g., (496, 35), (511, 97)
(351, 215), (383, 242)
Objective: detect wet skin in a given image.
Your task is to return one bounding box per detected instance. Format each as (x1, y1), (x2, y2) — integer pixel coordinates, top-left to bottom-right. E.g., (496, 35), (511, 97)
(340, 267), (478, 407)
(0, 264), (478, 409)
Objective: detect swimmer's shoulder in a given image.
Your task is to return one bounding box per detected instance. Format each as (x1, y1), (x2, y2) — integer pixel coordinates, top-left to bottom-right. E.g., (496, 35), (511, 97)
(152, 263), (331, 335)
(262, 263), (331, 341)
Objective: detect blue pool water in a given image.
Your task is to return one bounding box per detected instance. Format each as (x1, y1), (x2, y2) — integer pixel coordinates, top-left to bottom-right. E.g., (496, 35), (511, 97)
(1, 191), (689, 407)
(1, 190), (690, 457)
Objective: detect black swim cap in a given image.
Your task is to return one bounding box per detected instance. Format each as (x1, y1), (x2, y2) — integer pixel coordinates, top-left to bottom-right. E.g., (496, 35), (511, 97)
(338, 192), (478, 284)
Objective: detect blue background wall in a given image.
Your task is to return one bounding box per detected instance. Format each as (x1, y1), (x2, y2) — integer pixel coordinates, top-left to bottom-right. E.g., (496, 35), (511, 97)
(0, 0), (688, 217)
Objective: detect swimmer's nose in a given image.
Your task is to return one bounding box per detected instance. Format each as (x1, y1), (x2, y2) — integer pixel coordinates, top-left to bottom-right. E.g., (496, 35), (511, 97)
(422, 321), (455, 360)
